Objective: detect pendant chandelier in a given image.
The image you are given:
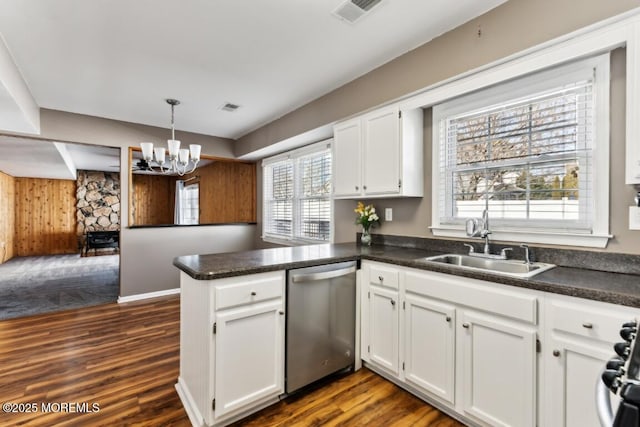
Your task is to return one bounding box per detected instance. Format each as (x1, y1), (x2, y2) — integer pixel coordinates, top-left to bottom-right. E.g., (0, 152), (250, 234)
(140, 99), (201, 176)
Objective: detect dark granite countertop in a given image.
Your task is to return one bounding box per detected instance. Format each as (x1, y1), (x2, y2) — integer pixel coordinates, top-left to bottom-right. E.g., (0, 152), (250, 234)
(173, 242), (640, 308)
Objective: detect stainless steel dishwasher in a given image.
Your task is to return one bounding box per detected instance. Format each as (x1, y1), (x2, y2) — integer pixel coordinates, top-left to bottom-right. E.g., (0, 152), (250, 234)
(286, 260), (357, 394)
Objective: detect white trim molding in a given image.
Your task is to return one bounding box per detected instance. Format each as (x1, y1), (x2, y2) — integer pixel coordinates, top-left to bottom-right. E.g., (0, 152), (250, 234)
(430, 225), (612, 249)
(117, 287), (180, 304)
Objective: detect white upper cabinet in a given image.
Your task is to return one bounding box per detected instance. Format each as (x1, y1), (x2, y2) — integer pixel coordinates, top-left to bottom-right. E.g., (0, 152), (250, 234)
(333, 118), (362, 197)
(333, 105), (423, 199)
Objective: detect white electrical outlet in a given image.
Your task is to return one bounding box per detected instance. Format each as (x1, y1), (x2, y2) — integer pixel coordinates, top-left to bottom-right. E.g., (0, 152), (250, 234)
(385, 208), (393, 222)
(630, 206), (640, 230)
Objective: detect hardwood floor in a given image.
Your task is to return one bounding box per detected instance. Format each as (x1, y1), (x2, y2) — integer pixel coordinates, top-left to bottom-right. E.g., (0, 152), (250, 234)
(0, 295), (464, 426)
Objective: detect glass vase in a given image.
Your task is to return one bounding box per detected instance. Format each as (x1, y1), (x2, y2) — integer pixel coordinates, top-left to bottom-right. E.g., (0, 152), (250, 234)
(361, 228), (372, 246)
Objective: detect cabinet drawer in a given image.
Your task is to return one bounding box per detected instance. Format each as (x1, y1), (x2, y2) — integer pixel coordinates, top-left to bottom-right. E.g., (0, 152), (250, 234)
(369, 264), (399, 289)
(548, 297), (638, 343)
(405, 269), (538, 324)
(215, 273), (283, 310)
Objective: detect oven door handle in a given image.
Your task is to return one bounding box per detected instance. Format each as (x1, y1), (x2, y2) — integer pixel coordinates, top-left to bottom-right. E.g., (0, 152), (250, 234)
(290, 266), (357, 283)
(596, 367), (614, 427)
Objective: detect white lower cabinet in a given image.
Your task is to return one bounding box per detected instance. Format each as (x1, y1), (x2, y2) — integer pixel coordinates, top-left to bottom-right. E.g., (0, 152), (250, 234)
(214, 299), (284, 419)
(368, 284), (400, 375)
(362, 261), (539, 427)
(176, 270), (285, 427)
(460, 311), (536, 427)
(544, 294), (640, 427)
(403, 293), (455, 404)
(361, 260), (640, 427)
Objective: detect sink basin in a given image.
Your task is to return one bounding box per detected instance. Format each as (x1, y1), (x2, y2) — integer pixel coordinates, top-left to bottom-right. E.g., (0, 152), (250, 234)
(415, 254), (555, 278)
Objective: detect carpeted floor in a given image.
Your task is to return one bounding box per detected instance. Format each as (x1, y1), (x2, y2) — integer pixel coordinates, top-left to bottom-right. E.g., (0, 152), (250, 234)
(0, 254), (119, 320)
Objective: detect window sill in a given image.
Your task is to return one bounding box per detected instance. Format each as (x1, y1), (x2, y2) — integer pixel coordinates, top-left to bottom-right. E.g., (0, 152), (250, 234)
(262, 236), (332, 247)
(430, 225), (612, 249)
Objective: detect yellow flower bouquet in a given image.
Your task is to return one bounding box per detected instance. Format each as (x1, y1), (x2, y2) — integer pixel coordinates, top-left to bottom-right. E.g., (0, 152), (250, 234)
(355, 202), (379, 245)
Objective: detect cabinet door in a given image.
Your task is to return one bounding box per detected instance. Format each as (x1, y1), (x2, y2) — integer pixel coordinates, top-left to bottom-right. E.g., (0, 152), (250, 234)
(461, 311), (537, 427)
(368, 285), (400, 376)
(214, 300), (284, 420)
(363, 106), (400, 196)
(333, 118), (362, 197)
(545, 336), (616, 427)
(404, 293), (456, 404)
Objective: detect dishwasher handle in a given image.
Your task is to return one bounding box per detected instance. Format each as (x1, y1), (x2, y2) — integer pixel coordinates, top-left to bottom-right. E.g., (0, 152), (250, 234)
(290, 266), (357, 283)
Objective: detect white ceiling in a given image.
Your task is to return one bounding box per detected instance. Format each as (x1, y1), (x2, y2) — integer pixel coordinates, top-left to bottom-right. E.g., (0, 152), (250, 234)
(0, 136), (119, 179)
(0, 0), (507, 141)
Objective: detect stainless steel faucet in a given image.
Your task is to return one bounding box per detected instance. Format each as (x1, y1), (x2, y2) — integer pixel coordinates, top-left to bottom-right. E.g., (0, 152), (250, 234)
(479, 209), (491, 255)
(464, 209), (512, 260)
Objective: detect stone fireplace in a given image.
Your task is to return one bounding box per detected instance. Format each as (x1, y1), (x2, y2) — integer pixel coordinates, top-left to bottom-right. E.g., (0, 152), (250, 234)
(76, 171), (120, 252)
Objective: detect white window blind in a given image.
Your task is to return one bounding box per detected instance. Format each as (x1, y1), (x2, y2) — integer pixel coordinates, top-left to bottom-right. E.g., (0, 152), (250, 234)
(263, 141), (332, 243)
(432, 55), (610, 245)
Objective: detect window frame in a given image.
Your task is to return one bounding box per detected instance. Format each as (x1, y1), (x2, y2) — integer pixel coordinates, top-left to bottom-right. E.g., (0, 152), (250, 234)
(262, 140), (333, 245)
(431, 54), (611, 248)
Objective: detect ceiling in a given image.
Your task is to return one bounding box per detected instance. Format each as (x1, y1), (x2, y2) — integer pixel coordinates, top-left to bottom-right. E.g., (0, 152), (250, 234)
(0, 136), (119, 179)
(0, 0), (507, 141)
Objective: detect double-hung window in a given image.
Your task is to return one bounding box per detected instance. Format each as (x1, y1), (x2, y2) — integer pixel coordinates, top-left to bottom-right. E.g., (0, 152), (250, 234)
(262, 141), (332, 244)
(432, 54), (610, 247)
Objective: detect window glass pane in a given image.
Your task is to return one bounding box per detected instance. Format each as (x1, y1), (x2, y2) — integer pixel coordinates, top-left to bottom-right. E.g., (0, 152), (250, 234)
(443, 80), (593, 228)
(272, 163), (293, 199)
(299, 151), (331, 240)
(182, 183), (199, 225)
(268, 200), (292, 235)
(300, 199), (331, 240)
(262, 142), (332, 242)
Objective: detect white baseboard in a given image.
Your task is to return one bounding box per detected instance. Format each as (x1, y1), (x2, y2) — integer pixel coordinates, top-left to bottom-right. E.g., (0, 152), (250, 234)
(117, 288), (180, 303)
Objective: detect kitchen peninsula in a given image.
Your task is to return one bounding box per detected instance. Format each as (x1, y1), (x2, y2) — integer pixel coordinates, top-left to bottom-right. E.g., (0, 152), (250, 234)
(174, 238), (640, 427)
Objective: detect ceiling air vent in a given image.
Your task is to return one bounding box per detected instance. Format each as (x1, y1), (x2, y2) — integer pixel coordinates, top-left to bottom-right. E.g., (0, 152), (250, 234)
(220, 103), (240, 112)
(333, 0), (383, 23)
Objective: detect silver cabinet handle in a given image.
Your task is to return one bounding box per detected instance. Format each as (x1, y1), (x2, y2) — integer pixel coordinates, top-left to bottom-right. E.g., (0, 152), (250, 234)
(462, 322), (470, 328)
(582, 322), (593, 329)
(279, 310), (284, 315)
(390, 299), (396, 306)
(291, 266), (356, 283)
(355, 186), (359, 191)
(378, 276), (384, 282)
(250, 291), (257, 296)
(553, 350), (561, 357)
(445, 316), (451, 322)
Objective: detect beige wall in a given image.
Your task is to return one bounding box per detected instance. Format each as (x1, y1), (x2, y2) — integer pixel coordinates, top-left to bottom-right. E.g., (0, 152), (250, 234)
(243, 0), (640, 254)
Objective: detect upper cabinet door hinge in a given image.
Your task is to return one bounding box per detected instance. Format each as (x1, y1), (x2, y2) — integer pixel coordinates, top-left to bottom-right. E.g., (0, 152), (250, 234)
(213, 322), (217, 334)
(536, 338), (541, 353)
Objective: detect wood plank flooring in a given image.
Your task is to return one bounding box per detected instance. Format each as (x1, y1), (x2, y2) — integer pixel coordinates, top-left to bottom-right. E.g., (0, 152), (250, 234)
(0, 295), (465, 426)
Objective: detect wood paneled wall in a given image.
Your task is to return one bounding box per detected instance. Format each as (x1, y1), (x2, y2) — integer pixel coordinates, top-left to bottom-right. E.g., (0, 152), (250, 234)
(0, 171), (15, 263)
(14, 178), (77, 256)
(199, 161), (256, 224)
(131, 174), (176, 226)
(129, 152), (256, 226)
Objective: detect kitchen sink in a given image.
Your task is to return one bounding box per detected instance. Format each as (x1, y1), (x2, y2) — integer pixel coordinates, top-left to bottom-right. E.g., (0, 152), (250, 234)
(414, 254), (556, 278)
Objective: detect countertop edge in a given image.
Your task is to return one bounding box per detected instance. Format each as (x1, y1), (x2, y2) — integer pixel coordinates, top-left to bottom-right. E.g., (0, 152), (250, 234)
(173, 245), (640, 308)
